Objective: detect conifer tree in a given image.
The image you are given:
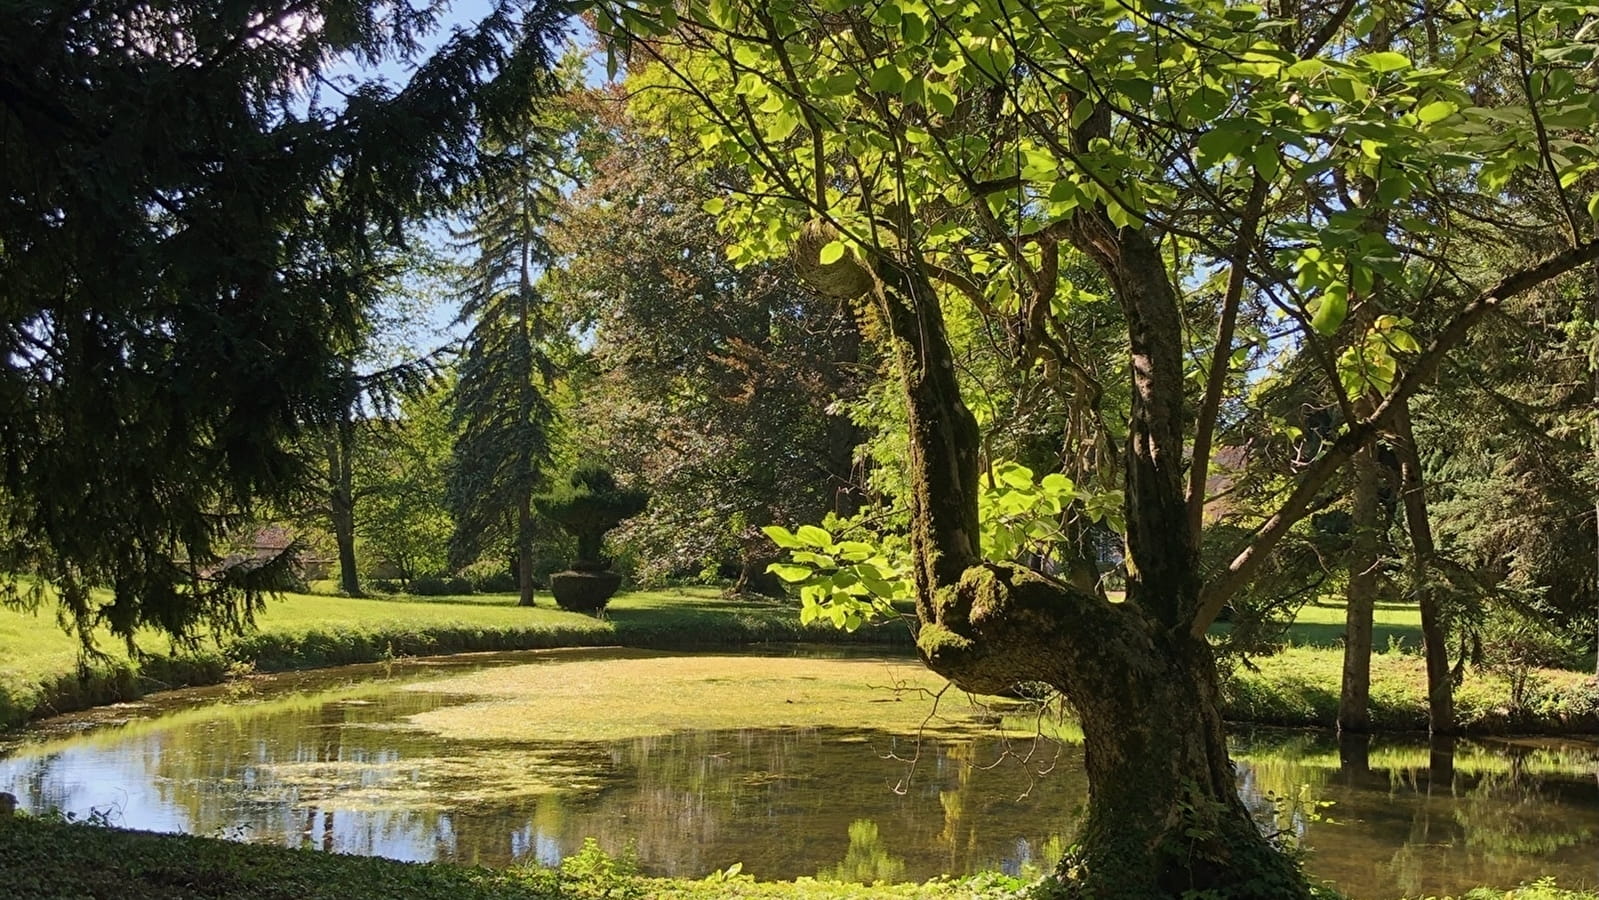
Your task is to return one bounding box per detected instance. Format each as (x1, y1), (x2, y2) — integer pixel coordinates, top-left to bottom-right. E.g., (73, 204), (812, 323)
(0, 0), (565, 646)
(447, 130), (564, 607)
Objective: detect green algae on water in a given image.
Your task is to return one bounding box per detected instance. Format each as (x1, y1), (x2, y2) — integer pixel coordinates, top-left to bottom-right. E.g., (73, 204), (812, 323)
(402, 653), (1027, 742)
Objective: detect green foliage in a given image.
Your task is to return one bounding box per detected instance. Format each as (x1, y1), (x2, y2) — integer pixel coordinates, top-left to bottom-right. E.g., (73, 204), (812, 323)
(765, 462), (1123, 629)
(0, 0), (565, 649)
(355, 377), (458, 584)
(535, 467), (649, 568)
(764, 516), (912, 630)
(0, 815), (1031, 900)
(446, 118), (567, 581)
(1219, 645), (1599, 733)
(545, 95), (871, 587)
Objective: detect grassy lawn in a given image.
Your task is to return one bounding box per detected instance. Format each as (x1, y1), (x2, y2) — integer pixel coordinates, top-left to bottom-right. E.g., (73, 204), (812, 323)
(1223, 645), (1599, 731)
(0, 587), (913, 730)
(1277, 600), (1426, 652)
(0, 816), (1020, 900)
(2, 583), (1595, 734)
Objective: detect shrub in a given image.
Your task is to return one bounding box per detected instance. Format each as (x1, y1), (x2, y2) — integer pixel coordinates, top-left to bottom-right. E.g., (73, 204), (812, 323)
(456, 560), (519, 593)
(534, 467), (649, 572)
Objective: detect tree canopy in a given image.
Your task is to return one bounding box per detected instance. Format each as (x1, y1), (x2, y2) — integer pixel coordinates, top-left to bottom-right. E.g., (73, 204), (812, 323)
(0, 0), (566, 646)
(595, 0), (1599, 893)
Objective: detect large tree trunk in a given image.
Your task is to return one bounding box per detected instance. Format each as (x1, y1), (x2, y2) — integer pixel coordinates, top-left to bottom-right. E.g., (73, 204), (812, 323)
(516, 495), (536, 607)
(1394, 402), (1455, 734)
(1339, 440), (1380, 733)
(866, 256), (1310, 898)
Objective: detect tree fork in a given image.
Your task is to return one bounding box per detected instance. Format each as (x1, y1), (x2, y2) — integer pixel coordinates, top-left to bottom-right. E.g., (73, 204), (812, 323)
(866, 259), (1311, 899)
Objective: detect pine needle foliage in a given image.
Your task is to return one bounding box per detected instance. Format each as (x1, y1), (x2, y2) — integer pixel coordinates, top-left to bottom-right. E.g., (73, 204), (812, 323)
(0, 0), (567, 650)
(446, 121), (566, 593)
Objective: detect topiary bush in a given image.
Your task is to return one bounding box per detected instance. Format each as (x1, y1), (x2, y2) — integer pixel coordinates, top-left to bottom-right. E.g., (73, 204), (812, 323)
(535, 466), (649, 613)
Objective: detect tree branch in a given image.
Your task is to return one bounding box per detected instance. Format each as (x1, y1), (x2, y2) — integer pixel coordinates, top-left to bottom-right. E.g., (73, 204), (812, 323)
(1190, 235), (1599, 637)
(1186, 175), (1265, 545)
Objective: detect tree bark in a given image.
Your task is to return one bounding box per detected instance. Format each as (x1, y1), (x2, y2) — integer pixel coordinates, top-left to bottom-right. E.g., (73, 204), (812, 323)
(328, 415), (363, 598)
(1393, 401), (1455, 734)
(1339, 440), (1380, 733)
(516, 495), (536, 607)
(869, 256), (1311, 898)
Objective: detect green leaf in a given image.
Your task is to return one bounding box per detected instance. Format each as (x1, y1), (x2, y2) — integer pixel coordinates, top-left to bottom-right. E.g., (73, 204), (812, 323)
(1588, 192), (1599, 222)
(869, 65), (907, 94)
(769, 109), (799, 141)
(819, 240), (846, 265)
(768, 563), (813, 583)
(1311, 284), (1348, 336)
(996, 463), (1034, 489)
(1196, 123), (1250, 168)
(1415, 100), (1458, 124)
(796, 524), (834, 548)
(926, 83), (956, 117)
(1358, 51), (1411, 72)
(1387, 328), (1420, 354)
(702, 197), (726, 215)
(1253, 143), (1280, 181)
(835, 540), (875, 561)
(818, 72), (857, 96)
(1040, 473), (1074, 493)
(763, 525), (803, 548)
(901, 12), (926, 44)
(1301, 109), (1333, 130)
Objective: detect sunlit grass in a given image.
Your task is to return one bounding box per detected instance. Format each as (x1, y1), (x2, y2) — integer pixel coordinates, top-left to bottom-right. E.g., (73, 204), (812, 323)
(3, 582), (1594, 736)
(1223, 645), (1599, 731)
(0, 587), (912, 730)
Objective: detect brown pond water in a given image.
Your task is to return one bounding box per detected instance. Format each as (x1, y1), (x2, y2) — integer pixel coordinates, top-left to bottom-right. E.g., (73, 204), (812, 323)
(1, 647), (1596, 899)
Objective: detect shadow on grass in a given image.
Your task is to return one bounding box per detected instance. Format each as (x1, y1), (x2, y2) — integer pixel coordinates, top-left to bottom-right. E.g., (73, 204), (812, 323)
(1284, 621), (1423, 651)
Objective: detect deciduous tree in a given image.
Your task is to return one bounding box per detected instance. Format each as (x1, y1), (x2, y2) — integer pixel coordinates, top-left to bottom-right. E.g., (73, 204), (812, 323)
(600, 0), (1599, 893)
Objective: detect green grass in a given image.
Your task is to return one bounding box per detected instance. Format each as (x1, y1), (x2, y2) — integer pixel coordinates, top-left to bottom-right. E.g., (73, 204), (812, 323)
(1276, 600), (1426, 652)
(0, 588), (913, 731)
(0, 816), (1591, 900)
(0, 816), (1019, 900)
(3, 586), (1594, 735)
(1223, 645), (1599, 732)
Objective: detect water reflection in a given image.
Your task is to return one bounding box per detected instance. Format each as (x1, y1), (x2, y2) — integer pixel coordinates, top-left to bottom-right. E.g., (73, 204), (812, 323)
(0, 654), (1595, 900)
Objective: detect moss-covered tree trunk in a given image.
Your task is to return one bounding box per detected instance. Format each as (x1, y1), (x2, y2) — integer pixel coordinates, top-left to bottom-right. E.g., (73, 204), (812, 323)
(871, 248), (1311, 898)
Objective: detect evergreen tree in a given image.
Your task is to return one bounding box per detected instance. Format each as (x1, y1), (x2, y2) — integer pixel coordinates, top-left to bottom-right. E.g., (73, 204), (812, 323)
(0, 0), (566, 647)
(447, 127), (564, 607)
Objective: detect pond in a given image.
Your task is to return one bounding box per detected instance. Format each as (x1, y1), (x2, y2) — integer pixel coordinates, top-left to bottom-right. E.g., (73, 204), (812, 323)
(1, 647), (1596, 900)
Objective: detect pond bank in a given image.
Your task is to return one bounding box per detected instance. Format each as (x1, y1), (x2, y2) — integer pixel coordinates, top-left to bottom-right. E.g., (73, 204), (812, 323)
(3, 589), (1596, 736)
(0, 589), (912, 732)
(1224, 646), (1599, 734)
(0, 816), (1591, 900)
